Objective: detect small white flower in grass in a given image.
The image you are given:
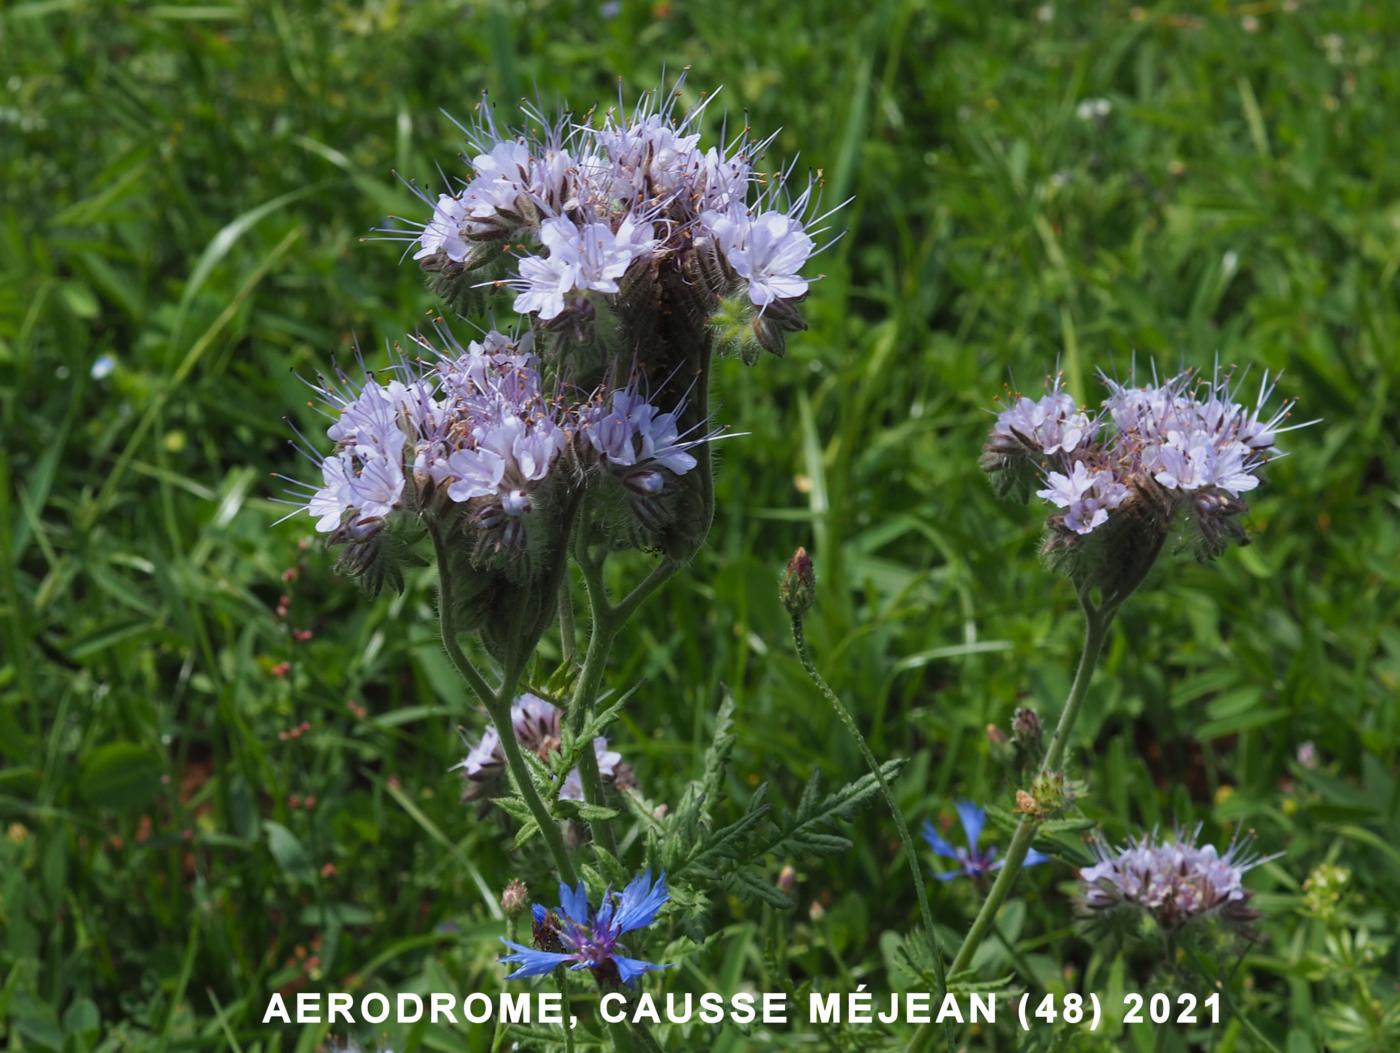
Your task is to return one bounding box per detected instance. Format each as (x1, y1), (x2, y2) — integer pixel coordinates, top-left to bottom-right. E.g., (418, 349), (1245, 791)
(1076, 97), (1112, 122)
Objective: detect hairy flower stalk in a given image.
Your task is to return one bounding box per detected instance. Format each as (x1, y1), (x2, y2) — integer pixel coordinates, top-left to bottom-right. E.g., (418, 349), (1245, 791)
(783, 550), (949, 1014)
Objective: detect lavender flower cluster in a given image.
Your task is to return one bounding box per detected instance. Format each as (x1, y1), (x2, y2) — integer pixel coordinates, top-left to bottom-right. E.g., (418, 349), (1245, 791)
(983, 368), (1309, 579)
(279, 83), (846, 1002)
(404, 86), (838, 349)
(454, 692), (635, 803)
(287, 82), (842, 604)
(1079, 825), (1275, 931)
(288, 329), (708, 576)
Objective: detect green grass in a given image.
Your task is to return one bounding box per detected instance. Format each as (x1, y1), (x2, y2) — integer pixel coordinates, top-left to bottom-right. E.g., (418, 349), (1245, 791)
(2, 0), (1399, 1050)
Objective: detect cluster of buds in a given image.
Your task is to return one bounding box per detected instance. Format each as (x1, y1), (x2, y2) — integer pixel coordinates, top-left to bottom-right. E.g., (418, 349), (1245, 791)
(452, 693), (635, 804)
(1301, 861), (1349, 925)
(1079, 825), (1275, 933)
(1014, 770), (1073, 820)
(983, 367), (1310, 600)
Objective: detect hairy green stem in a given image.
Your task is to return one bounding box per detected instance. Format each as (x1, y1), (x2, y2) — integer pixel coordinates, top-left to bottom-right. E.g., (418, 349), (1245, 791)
(567, 537), (680, 855)
(432, 528), (578, 886)
(559, 575), (578, 666)
(950, 599), (1110, 972)
(907, 596), (1113, 1053)
(790, 617), (947, 997)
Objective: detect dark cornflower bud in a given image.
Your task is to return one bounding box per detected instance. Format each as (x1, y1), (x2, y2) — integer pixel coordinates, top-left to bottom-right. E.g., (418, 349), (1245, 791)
(1011, 706), (1042, 743)
(779, 547), (817, 619)
(502, 879), (529, 916)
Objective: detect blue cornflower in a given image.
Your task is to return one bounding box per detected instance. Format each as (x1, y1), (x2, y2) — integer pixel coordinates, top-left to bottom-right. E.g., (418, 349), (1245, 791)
(499, 870), (670, 985)
(922, 801), (1050, 881)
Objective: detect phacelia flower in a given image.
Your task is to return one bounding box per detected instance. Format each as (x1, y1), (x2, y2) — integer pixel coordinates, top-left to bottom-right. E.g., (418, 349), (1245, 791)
(388, 76), (844, 347)
(922, 801), (1050, 881)
(1036, 460), (1130, 535)
(281, 326), (713, 580)
(452, 693), (635, 803)
(1079, 825), (1275, 930)
(499, 871), (670, 985)
(982, 365), (1313, 570)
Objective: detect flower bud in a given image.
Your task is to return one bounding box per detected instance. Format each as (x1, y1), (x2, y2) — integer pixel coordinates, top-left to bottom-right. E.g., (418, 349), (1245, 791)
(777, 865), (798, 895)
(1016, 770), (1072, 820)
(1011, 706), (1041, 743)
(1011, 707), (1044, 770)
(780, 547), (817, 619)
(1301, 862), (1348, 923)
(502, 879), (529, 917)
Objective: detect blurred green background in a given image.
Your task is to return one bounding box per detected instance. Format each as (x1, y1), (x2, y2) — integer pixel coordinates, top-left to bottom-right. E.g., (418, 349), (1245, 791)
(2, 0), (1399, 1050)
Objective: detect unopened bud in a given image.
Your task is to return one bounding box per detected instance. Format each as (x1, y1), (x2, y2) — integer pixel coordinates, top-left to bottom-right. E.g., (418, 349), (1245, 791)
(1012, 707), (1043, 753)
(502, 879), (529, 917)
(986, 723), (1015, 767)
(1015, 770), (1072, 820)
(779, 547), (817, 618)
(777, 865), (798, 895)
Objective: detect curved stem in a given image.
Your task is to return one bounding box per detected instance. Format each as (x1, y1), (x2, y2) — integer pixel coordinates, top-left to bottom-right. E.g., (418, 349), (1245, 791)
(906, 598), (1113, 1053)
(567, 549), (679, 856)
(559, 574), (578, 666)
(432, 527), (578, 886)
(790, 617), (946, 996)
(949, 601), (1110, 974)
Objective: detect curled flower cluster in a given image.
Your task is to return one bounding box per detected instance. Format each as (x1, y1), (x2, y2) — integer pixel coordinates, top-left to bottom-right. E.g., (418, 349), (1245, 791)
(279, 86), (838, 999)
(290, 82), (841, 599)
(983, 367), (1310, 587)
(453, 693), (635, 803)
(284, 329), (714, 580)
(1079, 825), (1273, 930)
(500, 871), (670, 986)
(395, 80), (841, 356)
